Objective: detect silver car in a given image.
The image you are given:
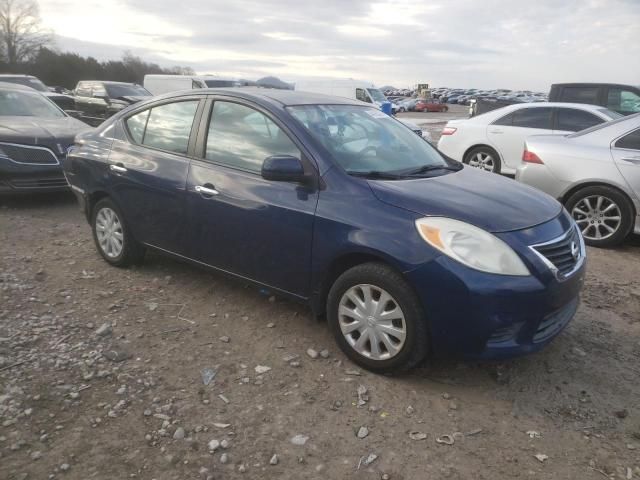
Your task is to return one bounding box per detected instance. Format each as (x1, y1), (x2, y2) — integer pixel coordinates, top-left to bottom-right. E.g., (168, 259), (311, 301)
(516, 113), (640, 248)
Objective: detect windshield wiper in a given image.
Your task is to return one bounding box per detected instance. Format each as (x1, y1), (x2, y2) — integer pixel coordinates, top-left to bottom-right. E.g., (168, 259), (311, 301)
(402, 164), (460, 176)
(347, 170), (405, 180)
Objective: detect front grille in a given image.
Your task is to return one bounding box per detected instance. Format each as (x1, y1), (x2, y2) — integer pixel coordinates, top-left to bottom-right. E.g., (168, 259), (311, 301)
(531, 227), (582, 277)
(9, 176), (68, 189)
(0, 143), (59, 165)
(533, 298), (578, 343)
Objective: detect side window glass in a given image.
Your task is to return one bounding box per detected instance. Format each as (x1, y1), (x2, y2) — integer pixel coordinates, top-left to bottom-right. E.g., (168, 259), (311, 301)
(92, 85), (107, 98)
(511, 108), (553, 129)
(76, 83), (91, 97)
(142, 100), (199, 154)
(615, 129), (640, 150)
(356, 88), (370, 103)
(556, 109), (602, 132)
(126, 110), (150, 144)
(562, 87), (599, 104)
(205, 101), (301, 173)
(607, 88), (640, 114)
(493, 112), (514, 126)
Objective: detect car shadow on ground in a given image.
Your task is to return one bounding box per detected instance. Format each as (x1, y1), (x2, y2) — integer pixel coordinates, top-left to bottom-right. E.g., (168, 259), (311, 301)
(0, 191), (77, 210)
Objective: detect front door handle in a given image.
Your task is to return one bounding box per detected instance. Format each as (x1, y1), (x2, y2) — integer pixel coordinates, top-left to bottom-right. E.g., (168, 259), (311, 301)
(489, 130), (503, 134)
(195, 185), (219, 197)
(110, 163), (127, 173)
(621, 156), (640, 164)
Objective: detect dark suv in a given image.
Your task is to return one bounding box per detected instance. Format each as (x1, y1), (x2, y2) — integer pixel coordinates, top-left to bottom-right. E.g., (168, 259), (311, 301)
(549, 83), (640, 116)
(0, 74), (75, 112)
(74, 81), (151, 126)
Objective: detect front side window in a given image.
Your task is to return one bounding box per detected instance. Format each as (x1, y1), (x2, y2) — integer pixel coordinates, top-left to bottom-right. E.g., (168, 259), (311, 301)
(367, 88), (386, 102)
(556, 108), (603, 132)
(0, 90), (64, 118)
(615, 128), (640, 150)
(288, 105), (448, 174)
(562, 86), (599, 104)
(140, 101), (199, 154)
(356, 88), (370, 103)
(511, 107), (553, 129)
(607, 88), (640, 114)
(205, 101), (300, 173)
(92, 85), (107, 98)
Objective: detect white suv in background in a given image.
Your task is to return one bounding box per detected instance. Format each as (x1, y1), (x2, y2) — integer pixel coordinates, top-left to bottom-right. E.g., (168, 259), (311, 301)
(437, 103), (621, 175)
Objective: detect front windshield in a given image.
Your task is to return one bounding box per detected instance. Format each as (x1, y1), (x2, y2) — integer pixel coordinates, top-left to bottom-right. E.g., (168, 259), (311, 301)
(105, 84), (150, 98)
(288, 105), (449, 175)
(3, 77), (48, 92)
(0, 90), (65, 118)
(367, 88), (387, 103)
(204, 80), (240, 87)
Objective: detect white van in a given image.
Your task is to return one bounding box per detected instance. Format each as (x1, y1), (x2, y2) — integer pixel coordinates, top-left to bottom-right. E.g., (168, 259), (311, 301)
(143, 75), (242, 96)
(294, 79), (390, 111)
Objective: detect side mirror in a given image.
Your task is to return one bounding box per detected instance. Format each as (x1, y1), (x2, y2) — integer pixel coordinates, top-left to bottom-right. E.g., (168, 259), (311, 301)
(261, 155), (308, 182)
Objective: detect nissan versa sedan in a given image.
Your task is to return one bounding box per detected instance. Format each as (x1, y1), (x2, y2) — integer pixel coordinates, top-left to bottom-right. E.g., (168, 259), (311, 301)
(64, 89), (586, 372)
(0, 82), (90, 194)
(517, 113), (640, 248)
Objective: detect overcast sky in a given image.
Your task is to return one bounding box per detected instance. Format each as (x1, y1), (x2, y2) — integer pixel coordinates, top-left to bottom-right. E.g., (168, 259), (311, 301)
(39, 0), (640, 91)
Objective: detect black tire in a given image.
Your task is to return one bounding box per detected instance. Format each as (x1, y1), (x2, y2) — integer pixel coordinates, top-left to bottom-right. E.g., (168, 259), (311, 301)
(442, 106), (449, 112)
(91, 197), (145, 267)
(399, 107), (406, 113)
(327, 262), (429, 373)
(565, 185), (634, 248)
(463, 146), (501, 174)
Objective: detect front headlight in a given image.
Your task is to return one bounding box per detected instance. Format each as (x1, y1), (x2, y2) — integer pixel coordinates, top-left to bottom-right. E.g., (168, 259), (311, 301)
(415, 217), (530, 276)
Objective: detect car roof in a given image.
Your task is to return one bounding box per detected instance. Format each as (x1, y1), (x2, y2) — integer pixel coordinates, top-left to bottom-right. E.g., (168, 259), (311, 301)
(0, 74), (36, 79)
(156, 87), (366, 107)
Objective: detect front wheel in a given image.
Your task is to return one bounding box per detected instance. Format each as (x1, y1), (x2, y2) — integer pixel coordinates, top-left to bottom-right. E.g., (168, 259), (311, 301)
(565, 186), (634, 248)
(463, 146), (501, 174)
(92, 197), (145, 267)
(327, 263), (429, 373)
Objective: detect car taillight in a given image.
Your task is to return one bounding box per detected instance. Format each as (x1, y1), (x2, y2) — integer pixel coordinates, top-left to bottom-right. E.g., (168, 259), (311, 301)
(522, 149), (543, 164)
(441, 127), (457, 135)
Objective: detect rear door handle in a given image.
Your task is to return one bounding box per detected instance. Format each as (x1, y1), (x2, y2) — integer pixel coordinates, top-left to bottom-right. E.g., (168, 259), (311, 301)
(621, 156), (640, 164)
(110, 163), (127, 173)
(195, 185), (219, 197)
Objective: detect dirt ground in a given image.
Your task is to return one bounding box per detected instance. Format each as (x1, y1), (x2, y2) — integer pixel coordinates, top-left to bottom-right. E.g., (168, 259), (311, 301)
(1, 190), (639, 480)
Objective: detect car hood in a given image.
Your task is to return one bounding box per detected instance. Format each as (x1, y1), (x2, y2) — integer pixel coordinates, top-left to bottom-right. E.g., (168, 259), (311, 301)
(0, 116), (91, 151)
(368, 166), (562, 233)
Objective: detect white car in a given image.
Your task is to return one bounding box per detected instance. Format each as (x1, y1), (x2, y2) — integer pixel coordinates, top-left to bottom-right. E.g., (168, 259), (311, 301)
(437, 102), (621, 175)
(516, 113), (640, 248)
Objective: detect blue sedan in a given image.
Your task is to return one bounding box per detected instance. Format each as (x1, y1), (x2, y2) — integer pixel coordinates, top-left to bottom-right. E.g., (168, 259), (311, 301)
(63, 88), (586, 373)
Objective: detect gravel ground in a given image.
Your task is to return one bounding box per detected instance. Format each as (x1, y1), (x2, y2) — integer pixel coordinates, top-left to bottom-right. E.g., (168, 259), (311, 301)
(1, 190), (639, 480)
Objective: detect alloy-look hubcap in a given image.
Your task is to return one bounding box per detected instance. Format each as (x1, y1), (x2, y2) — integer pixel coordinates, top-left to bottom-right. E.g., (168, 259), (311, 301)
(338, 284), (407, 361)
(571, 195), (621, 241)
(95, 207), (124, 258)
(468, 152), (495, 172)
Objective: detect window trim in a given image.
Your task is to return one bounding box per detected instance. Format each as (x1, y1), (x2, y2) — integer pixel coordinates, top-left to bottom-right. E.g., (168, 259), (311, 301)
(612, 127), (640, 152)
(121, 96), (205, 157)
(193, 96), (317, 177)
(553, 107), (603, 132)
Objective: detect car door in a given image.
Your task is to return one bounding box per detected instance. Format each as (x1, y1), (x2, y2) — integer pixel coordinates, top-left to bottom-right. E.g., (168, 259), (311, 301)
(486, 107), (554, 169)
(553, 107), (606, 134)
(611, 127), (640, 199)
(107, 97), (204, 254)
(185, 98), (319, 297)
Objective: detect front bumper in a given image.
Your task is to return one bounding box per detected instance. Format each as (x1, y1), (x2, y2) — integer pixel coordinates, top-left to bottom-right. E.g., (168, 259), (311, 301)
(404, 213), (585, 359)
(0, 159), (68, 194)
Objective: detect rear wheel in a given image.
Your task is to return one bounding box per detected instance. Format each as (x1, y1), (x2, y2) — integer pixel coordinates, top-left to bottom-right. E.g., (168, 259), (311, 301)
(92, 197), (145, 267)
(327, 262), (429, 373)
(565, 186), (633, 248)
(463, 146), (501, 174)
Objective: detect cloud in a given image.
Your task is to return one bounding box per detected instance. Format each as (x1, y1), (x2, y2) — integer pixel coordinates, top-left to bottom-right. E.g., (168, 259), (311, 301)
(40, 0), (640, 90)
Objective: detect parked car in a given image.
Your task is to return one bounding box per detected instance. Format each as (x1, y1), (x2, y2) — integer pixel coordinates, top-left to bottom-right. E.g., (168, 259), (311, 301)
(516, 113), (640, 247)
(73, 81), (151, 126)
(0, 74), (75, 112)
(397, 98), (419, 112)
(0, 82), (90, 194)
(438, 102), (621, 175)
(295, 78), (392, 114)
(414, 100), (448, 112)
(64, 88), (585, 372)
(549, 83), (640, 116)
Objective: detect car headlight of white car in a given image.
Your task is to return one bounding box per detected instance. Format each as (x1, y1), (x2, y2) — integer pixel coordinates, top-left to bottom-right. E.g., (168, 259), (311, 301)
(415, 217), (530, 276)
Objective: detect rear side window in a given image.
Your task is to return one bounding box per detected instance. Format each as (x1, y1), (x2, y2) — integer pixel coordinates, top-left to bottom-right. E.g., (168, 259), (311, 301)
(356, 88), (370, 103)
(126, 110), (150, 143)
(555, 108), (603, 132)
(615, 129), (640, 150)
(205, 101), (300, 173)
(511, 108), (553, 129)
(607, 88), (640, 115)
(561, 86), (599, 104)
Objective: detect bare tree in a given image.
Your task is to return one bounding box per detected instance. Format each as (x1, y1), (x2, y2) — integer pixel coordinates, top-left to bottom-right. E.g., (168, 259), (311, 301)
(0, 0), (52, 67)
